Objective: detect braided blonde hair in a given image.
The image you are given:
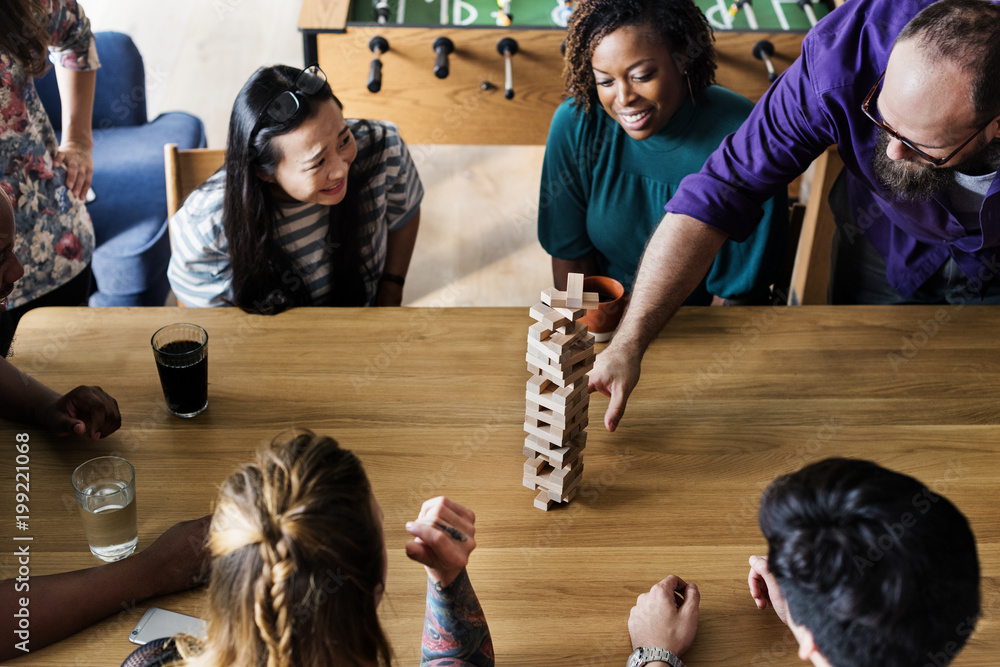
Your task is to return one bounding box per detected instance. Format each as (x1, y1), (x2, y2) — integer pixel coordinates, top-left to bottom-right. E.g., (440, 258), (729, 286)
(178, 430), (393, 667)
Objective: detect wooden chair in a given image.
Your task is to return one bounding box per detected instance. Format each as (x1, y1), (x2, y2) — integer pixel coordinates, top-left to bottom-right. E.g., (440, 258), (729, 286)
(787, 146), (844, 305)
(164, 144), (226, 218)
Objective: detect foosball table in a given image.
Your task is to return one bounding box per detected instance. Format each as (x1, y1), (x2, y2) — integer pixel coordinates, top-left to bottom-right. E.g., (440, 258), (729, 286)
(298, 0), (842, 144)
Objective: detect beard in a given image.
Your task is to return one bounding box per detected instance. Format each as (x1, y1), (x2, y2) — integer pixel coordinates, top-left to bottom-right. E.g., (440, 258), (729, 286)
(871, 130), (1000, 203)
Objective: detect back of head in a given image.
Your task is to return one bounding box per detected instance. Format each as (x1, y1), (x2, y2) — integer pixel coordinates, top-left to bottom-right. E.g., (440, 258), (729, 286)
(759, 458), (980, 667)
(896, 0), (1000, 123)
(185, 430), (392, 667)
(563, 0), (717, 113)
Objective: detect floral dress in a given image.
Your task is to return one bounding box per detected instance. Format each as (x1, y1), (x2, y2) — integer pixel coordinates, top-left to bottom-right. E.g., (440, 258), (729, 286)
(0, 0), (99, 308)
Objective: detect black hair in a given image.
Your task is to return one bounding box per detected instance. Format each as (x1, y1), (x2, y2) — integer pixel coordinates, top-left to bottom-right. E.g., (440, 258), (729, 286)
(562, 0), (716, 114)
(759, 458), (980, 666)
(221, 65), (386, 314)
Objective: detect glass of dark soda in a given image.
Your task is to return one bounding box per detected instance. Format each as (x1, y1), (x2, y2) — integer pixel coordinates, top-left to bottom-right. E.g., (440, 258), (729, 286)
(151, 323), (208, 418)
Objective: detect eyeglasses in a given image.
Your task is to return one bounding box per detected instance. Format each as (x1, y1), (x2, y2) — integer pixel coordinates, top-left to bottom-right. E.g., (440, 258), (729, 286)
(249, 65), (328, 147)
(861, 69), (992, 167)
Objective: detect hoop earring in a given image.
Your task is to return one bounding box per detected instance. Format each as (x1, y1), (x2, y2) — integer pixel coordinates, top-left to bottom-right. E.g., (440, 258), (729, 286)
(685, 72), (695, 107)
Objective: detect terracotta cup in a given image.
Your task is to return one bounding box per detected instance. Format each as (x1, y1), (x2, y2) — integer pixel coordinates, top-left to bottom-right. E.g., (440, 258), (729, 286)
(580, 276), (626, 342)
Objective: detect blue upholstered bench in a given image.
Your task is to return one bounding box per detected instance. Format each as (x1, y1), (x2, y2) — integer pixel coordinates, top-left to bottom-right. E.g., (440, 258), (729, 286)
(35, 31), (206, 306)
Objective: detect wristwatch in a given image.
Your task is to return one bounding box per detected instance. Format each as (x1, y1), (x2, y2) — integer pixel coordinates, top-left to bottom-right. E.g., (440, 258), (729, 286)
(627, 647), (686, 667)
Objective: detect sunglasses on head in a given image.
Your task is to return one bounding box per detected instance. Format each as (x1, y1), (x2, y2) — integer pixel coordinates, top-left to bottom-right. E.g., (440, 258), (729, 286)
(249, 65), (328, 151)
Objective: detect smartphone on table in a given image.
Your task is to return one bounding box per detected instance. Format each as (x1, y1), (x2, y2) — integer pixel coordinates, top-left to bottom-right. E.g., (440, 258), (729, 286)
(128, 607), (208, 645)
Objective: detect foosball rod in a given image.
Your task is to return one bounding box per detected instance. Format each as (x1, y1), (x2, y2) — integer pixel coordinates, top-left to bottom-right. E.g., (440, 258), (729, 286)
(373, 0), (390, 24)
(729, 0), (759, 30)
(797, 0), (818, 27)
(497, 37), (518, 100)
(367, 36), (389, 93)
(752, 40), (776, 82)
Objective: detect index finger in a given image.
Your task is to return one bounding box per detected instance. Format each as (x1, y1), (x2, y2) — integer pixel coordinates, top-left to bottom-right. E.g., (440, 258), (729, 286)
(604, 386), (628, 432)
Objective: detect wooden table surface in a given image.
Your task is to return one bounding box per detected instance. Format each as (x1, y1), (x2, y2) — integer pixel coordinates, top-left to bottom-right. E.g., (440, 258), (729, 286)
(2, 306), (998, 666)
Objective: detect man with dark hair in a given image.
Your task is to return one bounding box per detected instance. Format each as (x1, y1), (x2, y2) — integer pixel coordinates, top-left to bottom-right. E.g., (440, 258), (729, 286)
(626, 459), (981, 667)
(0, 187), (120, 438)
(590, 0), (1000, 432)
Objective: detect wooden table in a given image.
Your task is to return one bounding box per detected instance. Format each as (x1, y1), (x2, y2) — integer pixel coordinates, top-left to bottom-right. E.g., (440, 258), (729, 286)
(3, 306), (998, 665)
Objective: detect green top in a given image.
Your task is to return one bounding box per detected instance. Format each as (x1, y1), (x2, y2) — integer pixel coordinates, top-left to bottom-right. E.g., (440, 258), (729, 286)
(538, 87), (787, 304)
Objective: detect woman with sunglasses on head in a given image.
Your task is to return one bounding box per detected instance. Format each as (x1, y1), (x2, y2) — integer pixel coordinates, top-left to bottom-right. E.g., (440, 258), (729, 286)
(168, 65), (422, 313)
(539, 0), (787, 305)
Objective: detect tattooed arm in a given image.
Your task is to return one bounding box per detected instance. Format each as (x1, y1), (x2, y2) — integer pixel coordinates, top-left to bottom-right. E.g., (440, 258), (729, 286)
(405, 498), (494, 667)
(421, 568), (494, 666)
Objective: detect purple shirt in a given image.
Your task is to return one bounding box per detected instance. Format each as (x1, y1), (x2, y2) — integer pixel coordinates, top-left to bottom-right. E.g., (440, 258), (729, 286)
(666, 0), (1000, 297)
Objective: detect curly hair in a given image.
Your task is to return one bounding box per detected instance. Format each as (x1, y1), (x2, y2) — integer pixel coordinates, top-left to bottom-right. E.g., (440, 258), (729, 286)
(562, 0), (717, 114)
(177, 430), (393, 667)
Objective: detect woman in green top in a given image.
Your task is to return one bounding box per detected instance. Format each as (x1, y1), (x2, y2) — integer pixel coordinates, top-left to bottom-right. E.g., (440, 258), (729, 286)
(539, 0), (786, 305)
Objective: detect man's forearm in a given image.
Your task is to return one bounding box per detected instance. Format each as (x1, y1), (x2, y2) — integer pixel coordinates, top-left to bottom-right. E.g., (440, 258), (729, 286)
(0, 555), (160, 660)
(615, 213), (728, 356)
(0, 359), (59, 425)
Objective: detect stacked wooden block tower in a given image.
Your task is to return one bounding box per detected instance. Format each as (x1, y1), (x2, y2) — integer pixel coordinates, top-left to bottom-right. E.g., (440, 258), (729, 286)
(523, 273), (599, 510)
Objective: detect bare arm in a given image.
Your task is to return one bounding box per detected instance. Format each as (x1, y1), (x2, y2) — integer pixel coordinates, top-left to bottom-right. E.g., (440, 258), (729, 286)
(551, 256), (599, 291)
(53, 67), (96, 199)
(0, 359), (121, 439)
(0, 517), (209, 661)
(377, 210), (421, 306)
(0, 358), (61, 424)
(589, 214), (727, 431)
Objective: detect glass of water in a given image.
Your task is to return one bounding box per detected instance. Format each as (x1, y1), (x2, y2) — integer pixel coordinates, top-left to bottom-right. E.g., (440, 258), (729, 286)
(72, 456), (138, 561)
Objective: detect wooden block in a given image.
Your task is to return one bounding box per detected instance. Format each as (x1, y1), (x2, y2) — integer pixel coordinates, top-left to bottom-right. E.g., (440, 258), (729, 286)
(534, 490), (555, 511)
(549, 325), (592, 349)
(527, 334), (595, 366)
(541, 286), (600, 310)
(523, 477), (538, 490)
(524, 433), (586, 463)
(566, 273), (584, 308)
(526, 374), (552, 395)
(524, 434), (555, 452)
(523, 411), (588, 447)
(557, 320), (588, 337)
(524, 457), (547, 475)
(528, 321), (552, 342)
(526, 336), (563, 364)
(540, 287), (564, 308)
(525, 384), (587, 413)
(527, 355), (595, 387)
(551, 461), (584, 482)
(548, 473), (582, 501)
(529, 303), (570, 329)
(581, 292), (600, 310)
(553, 305), (586, 321)
(526, 394), (589, 429)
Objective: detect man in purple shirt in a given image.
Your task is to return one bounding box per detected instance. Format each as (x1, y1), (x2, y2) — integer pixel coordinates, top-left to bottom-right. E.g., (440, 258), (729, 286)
(589, 0), (1000, 432)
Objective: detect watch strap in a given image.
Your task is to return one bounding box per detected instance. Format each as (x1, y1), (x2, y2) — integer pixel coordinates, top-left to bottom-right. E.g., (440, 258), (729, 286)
(627, 646), (686, 667)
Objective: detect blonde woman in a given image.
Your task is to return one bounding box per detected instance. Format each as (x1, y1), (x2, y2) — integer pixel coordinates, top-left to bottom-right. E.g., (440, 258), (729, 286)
(122, 431), (493, 667)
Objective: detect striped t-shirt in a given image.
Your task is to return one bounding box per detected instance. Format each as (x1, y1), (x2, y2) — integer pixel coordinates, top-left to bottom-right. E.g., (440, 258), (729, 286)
(167, 120), (423, 308)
